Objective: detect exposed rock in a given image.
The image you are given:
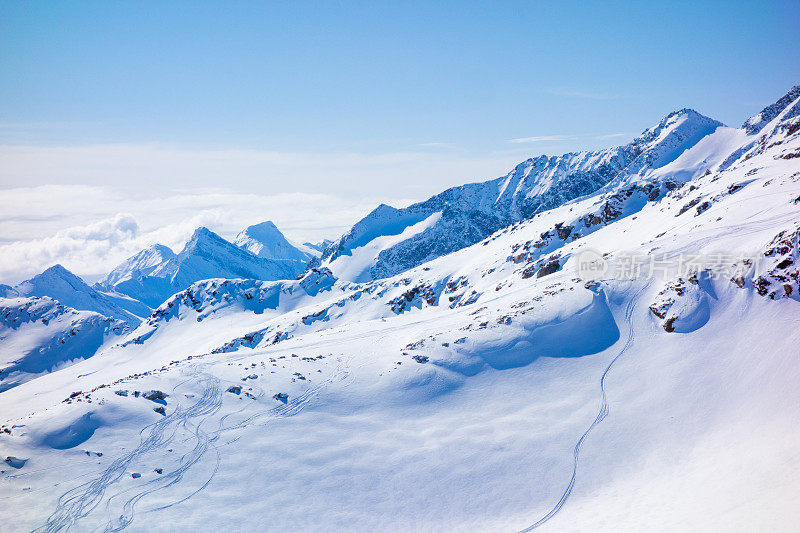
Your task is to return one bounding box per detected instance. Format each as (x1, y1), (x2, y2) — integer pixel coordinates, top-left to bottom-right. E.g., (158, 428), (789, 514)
(142, 390), (167, 403)
(536, 259), (561, 278)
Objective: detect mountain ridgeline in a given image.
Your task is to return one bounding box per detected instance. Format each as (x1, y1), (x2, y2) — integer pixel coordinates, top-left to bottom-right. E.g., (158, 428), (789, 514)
(318, 108), (724, 281)
(95, 226), (310, 308)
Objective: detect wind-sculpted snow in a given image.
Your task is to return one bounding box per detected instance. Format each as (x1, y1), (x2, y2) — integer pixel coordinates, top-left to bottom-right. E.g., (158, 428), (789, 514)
(648, 273), (715, 333)
(37, 412), (105, 450)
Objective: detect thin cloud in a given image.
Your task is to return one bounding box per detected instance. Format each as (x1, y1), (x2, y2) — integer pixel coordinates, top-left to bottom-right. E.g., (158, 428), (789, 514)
(594, 133), (628, 140)
(507, 135), (573, 144)
(418, 142), (453, 148)
(0, 143), (519, 199)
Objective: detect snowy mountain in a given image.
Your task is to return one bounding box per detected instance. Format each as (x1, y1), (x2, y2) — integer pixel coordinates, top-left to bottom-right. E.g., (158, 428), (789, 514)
(98, 244), (176, 289)
(13, 265), (148, 325)
(319, 108), (724, 282)
(234, 221), (315, 268)
(0, 296), (128, 392)
(98, 228), (304, 308)
(0, 85), (799, 531)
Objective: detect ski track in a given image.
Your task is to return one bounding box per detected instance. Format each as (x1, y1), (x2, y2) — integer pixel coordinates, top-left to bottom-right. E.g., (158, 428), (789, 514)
(519, 285), (645, 532)
(36, 358), (350, 532)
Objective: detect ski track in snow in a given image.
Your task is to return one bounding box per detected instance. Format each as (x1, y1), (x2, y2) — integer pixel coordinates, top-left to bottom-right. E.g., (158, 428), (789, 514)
(36, 358), (350, 532)
(519, 285), (644, 532)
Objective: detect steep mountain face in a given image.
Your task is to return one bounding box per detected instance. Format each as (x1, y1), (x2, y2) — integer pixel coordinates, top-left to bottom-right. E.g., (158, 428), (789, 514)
(100, 228), (304, 308)
(13, 265), (147, 325)
(234, 221), (315, 269)
(0, 296), (128, 392)
(320, 109), (724, 282)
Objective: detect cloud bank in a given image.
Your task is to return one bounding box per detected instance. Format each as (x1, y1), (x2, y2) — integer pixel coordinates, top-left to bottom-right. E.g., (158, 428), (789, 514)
(0, 185), (394, 284)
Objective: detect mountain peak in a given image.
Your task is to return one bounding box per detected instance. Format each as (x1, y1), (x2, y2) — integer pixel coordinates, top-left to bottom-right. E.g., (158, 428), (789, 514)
(41, 263), (74, 276)
(240, 221), (281, 241)
(650, 108), (723, 134)
(98, 243), (175, 290)
(235, 221), (314, 263)
(189, 226), (216, 241)
(36, 264), (86, 286)
(14, 264), (142, 325)
(182, 227), (229, 254)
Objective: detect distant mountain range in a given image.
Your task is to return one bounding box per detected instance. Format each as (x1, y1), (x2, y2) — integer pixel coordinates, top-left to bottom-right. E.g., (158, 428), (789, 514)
(94, 225), (311, 308)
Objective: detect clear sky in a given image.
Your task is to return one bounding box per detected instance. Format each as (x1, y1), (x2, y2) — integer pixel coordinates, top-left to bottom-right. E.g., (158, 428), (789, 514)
(0, 0), (799, 282)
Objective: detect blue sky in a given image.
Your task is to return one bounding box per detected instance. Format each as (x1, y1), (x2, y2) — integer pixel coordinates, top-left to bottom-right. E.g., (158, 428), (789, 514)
(0, 1), (798, 282)
(2, 1), (798, 152)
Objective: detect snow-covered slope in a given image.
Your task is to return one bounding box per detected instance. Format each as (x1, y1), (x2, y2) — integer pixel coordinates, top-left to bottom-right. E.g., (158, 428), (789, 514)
(0, 296), (128, 392)
(234, 221), (315, 268)
(13, 265), (147, 325)
(98, 228), (304, 308)
(0, 86), (798, 532)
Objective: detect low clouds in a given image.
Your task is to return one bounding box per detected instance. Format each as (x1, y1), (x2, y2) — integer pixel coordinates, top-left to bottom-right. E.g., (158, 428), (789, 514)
(594, 133), (628, 140)
(0, 186), (393, 284)
(0, 213), (142, 284)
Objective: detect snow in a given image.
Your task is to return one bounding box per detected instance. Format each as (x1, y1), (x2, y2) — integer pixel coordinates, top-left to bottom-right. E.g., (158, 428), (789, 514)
(0, 296), (127, 392)
(1, 85), (799, 531)
(327, 211), (443, 282)
(97, 227), (305, 307)
(13, 265), (146, 325)
(234, 220), (316, 265)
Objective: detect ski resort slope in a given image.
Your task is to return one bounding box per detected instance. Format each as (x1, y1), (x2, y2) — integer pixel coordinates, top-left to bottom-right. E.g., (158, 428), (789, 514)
(1, 88), (799, 531)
